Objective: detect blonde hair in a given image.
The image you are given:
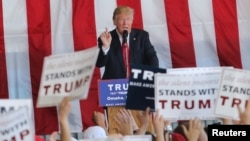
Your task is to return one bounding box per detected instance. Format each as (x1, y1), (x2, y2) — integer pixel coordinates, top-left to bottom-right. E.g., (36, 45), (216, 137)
(112, 6), (134, 20)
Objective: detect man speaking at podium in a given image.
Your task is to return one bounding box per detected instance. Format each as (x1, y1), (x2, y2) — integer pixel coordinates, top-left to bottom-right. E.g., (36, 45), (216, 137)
(95, 5), (159, 134)
(96, 6), (159, 79)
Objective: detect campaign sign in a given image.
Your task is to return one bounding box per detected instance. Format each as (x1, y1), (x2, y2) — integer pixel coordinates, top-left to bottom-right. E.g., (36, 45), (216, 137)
(98, 79), (128, 107)
(78, 135), (152, 141)
(0, 99), (35, 141)
(0, 99), (33, 118)
(214, 68), (250, 120)
(125, 64), (166, 111)
(167, 66), (233, 74)
(0, 107), (34, 141)
(122, 135), (152, 141)
(37, 47), (99, 107)
(155, 69), (221, 120)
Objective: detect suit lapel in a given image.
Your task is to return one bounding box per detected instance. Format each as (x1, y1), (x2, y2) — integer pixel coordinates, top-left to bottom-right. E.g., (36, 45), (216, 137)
(129, 29), (136, 64)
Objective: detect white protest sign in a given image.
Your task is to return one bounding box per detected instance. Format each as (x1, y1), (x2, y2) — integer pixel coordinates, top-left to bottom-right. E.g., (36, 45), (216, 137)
(0, 107), (34, 141)
(122, 135), (152, 141)
(214, 68), (250, 120)
(155, 68), (221, 120)
(167, 66), (233, 74)
(37, 47), (99, 107)
(0, 99), (33, 117)
(78, 135), (151, 141)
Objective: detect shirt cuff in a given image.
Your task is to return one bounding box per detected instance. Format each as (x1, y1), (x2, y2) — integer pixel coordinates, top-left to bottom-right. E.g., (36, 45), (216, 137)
(102, 46), (109, 55)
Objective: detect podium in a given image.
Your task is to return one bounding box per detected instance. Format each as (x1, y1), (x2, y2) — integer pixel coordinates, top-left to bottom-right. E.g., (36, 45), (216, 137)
(98, 78), (155, 134)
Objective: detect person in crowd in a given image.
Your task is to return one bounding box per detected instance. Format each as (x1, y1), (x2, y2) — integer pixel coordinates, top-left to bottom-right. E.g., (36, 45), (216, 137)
(153, 109), (187, 141)
(58, 96), (73, 141)
(152, 109), (170, 141)
(113, 107), (157, 140)
(82, 125), (107, 139)
(56, 97), (122, 141)
(173, 118), (208, 141)
(134, 107), (152, 135)
(237, 98), (250, 125)
(92, 110), (124, 138)
(92, 111), (109, 135)
(51, 97), (250, 141)
(96, 5), (159, 79)
(57, 97), (107, 141)
(112, 107), (187, 141)
(113, 108), (140, 135)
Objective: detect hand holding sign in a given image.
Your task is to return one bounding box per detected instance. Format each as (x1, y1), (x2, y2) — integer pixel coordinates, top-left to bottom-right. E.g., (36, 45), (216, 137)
(214, 68), (250, 120)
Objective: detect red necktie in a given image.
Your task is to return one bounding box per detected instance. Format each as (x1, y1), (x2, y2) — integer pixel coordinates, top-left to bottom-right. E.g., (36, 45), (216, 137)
(122, 42), (130, 78)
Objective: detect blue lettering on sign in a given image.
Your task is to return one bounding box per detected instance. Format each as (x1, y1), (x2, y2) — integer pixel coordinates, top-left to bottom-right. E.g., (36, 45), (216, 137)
(99, 79), (128, 107)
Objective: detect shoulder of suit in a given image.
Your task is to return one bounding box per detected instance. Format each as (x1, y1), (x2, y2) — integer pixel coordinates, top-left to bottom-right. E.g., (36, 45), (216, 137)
(110, 29), (117, 34)
(132, 28), (148, 34)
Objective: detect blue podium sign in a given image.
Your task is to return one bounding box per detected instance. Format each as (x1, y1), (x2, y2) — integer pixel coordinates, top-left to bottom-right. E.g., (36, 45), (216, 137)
(98, 79), (128, 107)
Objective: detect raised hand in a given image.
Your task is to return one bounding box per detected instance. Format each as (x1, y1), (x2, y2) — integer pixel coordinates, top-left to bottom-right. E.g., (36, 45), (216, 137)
(181, 118), (203, 141)
(58, 97), (72, 141)
(237, 98), (250, 125)
(100, 27), (112, 48)
(114, 108), (134, 135)
(135, 107), (151, 135)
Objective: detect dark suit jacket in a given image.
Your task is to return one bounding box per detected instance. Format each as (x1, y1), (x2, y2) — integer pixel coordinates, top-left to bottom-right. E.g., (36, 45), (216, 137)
(96, 28), (159, 79)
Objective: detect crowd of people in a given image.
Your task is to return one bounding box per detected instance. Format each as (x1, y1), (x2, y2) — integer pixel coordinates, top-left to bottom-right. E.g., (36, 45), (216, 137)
(36, 96), (250, 141)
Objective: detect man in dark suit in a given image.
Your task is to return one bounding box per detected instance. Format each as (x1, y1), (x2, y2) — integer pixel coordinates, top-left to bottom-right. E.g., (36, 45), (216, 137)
(96, 6), (159, 80)
(96, 6), (159, 134)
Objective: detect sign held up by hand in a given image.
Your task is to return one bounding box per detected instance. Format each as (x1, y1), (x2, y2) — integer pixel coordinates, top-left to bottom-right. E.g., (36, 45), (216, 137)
(37, 47), (99, 107)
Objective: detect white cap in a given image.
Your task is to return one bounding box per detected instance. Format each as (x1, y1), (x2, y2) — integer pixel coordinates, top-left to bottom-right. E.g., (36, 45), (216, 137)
(71, 137), (78, 141)
(83, 126), (107, 139)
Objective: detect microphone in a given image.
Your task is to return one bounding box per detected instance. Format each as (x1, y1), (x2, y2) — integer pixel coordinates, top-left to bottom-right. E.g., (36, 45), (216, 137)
(122, 30), (129, 77)
(122, 30), (128, 45)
